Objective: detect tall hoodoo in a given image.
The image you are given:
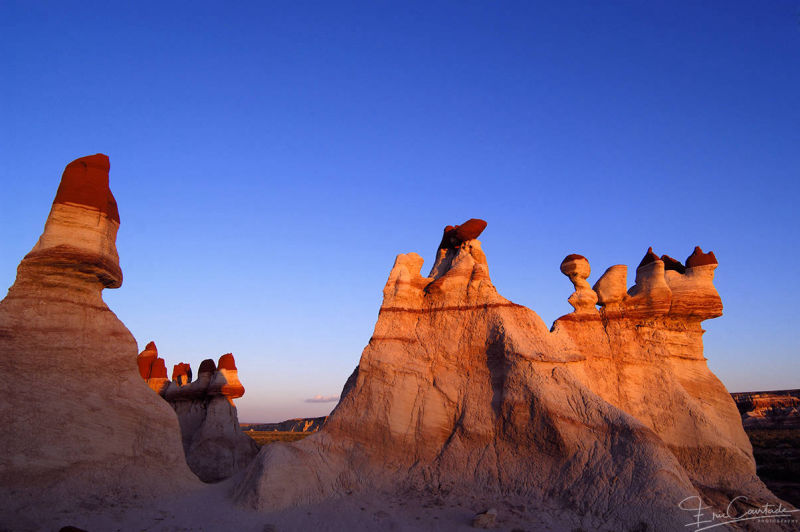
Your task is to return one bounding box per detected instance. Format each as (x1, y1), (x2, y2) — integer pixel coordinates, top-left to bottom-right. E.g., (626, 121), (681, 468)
(0, 155), (197, 530)
(137, 341), (169, 394)
(23, 154), (122, 288)
(234, 220), (787, 530)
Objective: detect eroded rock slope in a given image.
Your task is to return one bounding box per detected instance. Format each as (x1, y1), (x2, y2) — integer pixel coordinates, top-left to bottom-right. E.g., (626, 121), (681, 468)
(233, 219), (789, 530)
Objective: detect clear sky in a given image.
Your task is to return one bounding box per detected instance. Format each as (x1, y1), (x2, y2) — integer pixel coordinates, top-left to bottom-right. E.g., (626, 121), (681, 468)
(2, 1), (798, 422)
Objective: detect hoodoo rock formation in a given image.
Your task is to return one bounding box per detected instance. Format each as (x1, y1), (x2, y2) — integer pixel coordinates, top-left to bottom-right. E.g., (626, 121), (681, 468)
(233, 220), (791, 530)
(0, 155), (197, 528)
(172, 361), (192, 385)
(139, 349), (258, 482)
(137, 341), (169, 394)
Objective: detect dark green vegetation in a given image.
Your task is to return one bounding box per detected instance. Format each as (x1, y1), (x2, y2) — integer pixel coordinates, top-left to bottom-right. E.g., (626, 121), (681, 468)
(746, 428), (800, 507)
(245, 430), (312, 447)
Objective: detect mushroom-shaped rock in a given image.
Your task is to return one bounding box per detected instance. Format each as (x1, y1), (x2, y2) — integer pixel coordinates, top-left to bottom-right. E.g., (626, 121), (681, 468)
(560, 254), (598, 314)
(592, 265), (628, 309)
(453, 218), (487, 242)
(172, 363), (192, 385)
(164, 359), (214, 402)
(430, 219), (490, 281)
(163, 353), (257, 482)
(437, 218), (487, 249)
(213, 353), (245, 402)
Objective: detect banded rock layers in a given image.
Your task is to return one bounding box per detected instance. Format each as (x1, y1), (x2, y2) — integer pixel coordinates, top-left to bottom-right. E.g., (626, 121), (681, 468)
(234, 220), (789, 530)
(732, 390), (800, 429)
(0, 155), (197, 528)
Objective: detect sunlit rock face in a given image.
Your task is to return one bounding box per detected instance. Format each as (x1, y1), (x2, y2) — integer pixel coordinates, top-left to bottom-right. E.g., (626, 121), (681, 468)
(137, 341), (169, 394)
(233, 220), (788, 530)
(146, 352), (257, 482)
(0, 155), (197, 528)
(552, 247), (762, 511)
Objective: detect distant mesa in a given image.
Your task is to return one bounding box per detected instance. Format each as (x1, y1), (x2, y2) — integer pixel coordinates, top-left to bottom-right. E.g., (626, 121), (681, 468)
(242, 417), (327, 433)
(731, 389), (800, 429)
(138, 346), (257, 482)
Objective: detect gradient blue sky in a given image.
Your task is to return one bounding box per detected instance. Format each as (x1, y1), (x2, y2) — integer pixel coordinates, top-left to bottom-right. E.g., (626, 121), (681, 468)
(2, 2), (798, 422)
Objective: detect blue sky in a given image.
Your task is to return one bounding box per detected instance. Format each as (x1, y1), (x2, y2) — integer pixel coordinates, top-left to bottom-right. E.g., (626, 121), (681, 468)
(2, 1), (798, 421)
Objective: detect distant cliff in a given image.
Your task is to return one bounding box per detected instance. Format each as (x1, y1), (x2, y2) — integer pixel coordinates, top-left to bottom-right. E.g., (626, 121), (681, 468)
(731, 389), (800, 429)
(242, 417), (327, 433)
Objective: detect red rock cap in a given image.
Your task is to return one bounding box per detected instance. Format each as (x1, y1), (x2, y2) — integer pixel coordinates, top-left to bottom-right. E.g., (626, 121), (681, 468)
(454, 219), (487, 242)
(686, 246), (718, 268)
(661, 255), (686, 274)
(172, 362), (192, 384)
(560, 253), (587, 266)
(151, 358), (167, 379)
(198, 359), (217, 374)
(218, 353), (237, 371)
(438, 219), (487, 249)
(137, 341), (159, 379)
(54, 154), (119, 223)
(637, 247), (660, 269)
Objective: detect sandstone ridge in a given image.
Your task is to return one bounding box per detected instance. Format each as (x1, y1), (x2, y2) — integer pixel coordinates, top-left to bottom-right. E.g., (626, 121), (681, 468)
(0, 155), (197, 529)
(233, 220), (791, 530)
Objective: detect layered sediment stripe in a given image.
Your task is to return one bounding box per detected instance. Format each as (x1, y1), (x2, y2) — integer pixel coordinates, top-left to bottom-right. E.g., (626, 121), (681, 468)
(22, 154), (123, 288)
(379, 301), (526, 314)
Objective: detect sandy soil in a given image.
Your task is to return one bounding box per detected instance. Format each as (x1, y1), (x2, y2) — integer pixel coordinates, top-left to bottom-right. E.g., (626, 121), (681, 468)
(40, 475), (592, 532)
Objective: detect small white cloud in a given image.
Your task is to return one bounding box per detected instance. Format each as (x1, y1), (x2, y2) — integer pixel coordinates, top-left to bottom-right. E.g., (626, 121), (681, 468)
(305, 394), (339, 403)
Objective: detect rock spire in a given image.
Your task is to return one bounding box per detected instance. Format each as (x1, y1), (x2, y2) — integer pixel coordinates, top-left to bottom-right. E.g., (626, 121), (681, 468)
(0, 155), (197, 528)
